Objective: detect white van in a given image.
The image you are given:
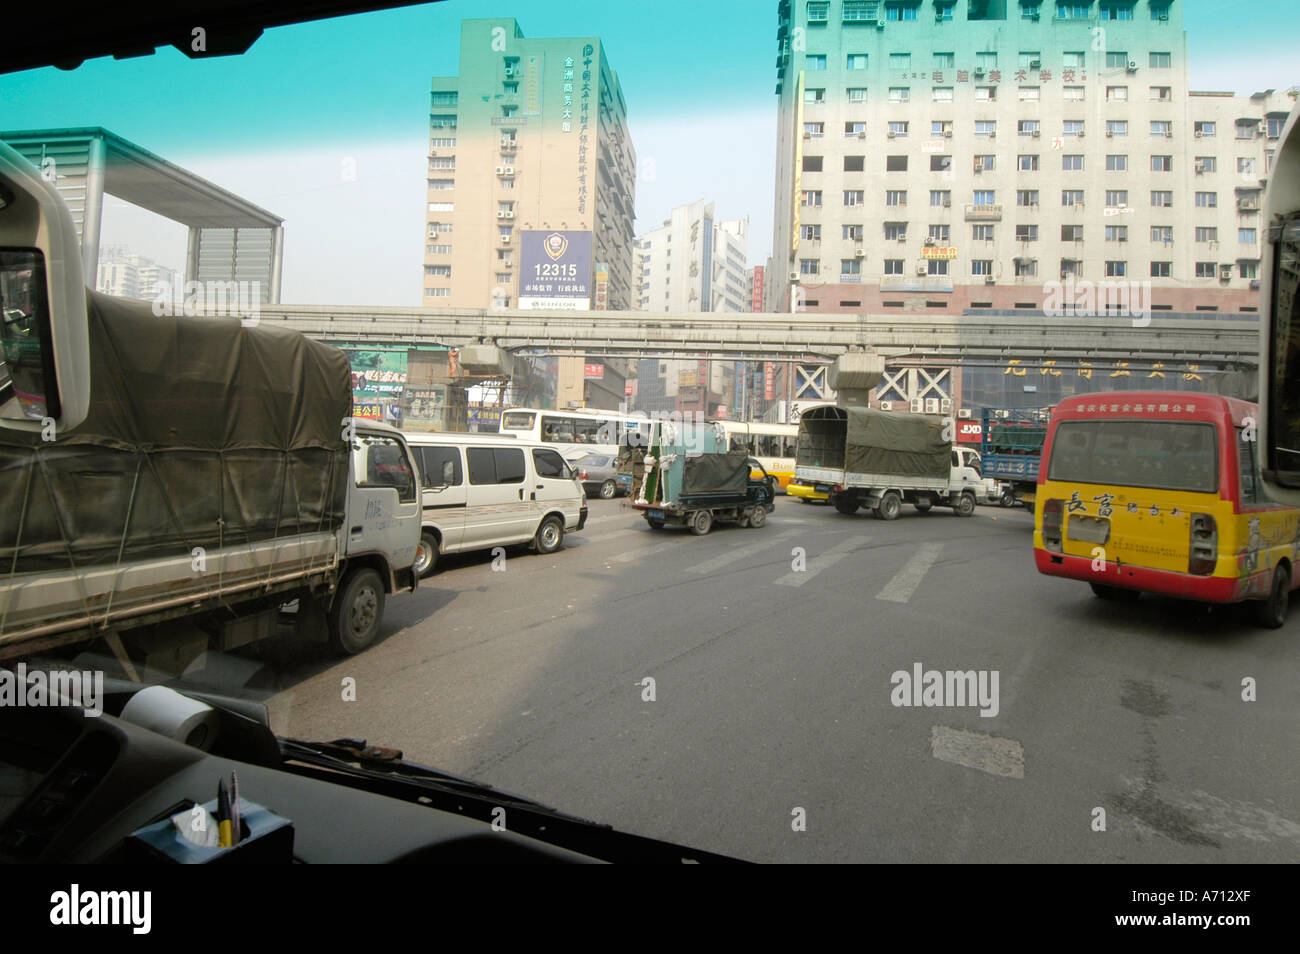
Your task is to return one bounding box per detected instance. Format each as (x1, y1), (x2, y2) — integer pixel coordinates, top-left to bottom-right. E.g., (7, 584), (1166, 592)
(404, 432), (588, 576)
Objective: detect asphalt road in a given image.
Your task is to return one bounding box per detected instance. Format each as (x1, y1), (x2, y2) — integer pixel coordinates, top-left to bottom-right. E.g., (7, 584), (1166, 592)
(265, 495), (1300, 863)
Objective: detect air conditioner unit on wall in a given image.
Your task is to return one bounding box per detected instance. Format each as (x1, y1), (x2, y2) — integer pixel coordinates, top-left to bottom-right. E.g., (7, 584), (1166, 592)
(909, 399), (923, 413)
(957, 407), (972, 419)
(879, 400), (894, 411)
(940, 398), (952, 414)
(916, 264), (928, 275)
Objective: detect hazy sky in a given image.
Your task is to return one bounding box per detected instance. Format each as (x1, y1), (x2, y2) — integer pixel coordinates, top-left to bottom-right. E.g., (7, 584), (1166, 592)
(2, 0), (1296, 305)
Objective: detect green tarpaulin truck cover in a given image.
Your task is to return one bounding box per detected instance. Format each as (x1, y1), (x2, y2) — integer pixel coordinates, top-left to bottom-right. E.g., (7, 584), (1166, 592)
(0, 291), (351, 574)
(797, 406), (950, 479)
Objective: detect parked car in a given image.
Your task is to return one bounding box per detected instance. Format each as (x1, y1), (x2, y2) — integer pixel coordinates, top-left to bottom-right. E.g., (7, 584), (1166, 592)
(786, 476), (830, 504)
(574, 453), (623, 498)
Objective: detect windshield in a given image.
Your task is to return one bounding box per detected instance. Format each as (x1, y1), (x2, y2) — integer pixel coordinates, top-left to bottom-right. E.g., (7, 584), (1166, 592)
(3, 0), (1299, 869)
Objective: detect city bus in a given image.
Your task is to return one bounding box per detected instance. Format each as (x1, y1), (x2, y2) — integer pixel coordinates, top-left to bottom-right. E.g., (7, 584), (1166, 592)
(1033, 392), (1300, 627)
(713, 420), (799, 494)
(498, 406), (648, 462)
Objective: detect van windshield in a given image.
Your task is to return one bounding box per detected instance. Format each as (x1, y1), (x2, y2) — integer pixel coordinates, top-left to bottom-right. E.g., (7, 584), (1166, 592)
(1047, 420), (1219, 494)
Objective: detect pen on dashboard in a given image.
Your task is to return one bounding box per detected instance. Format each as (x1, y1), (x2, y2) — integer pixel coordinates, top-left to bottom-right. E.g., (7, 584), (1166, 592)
(229, 772), (241, 846)
(217, 778), (231, 848)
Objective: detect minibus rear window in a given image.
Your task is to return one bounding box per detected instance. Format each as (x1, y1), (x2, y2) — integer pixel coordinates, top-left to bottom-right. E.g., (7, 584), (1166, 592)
(1047, 420), (1219, 494)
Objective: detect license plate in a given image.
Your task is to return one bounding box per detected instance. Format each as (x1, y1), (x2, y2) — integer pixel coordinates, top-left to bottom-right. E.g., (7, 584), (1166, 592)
(1068, 515), (1110, 545)
(648, 509), (663, 520)
(814, 484), (830, 493)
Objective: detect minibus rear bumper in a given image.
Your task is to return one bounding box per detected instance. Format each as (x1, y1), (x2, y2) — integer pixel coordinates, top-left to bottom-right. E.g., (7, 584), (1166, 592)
(1034, 549), (1242, 602)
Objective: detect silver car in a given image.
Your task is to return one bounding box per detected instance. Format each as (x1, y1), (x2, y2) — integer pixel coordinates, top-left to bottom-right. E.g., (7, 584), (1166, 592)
(574, 453), (622, 499)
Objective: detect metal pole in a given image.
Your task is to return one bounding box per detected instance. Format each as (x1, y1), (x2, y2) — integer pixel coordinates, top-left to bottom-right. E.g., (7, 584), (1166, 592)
(80, 135), (107, 280)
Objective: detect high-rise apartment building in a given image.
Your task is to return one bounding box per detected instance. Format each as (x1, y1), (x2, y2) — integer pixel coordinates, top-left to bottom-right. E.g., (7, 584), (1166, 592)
(423, 18), (637, 311)
(95, 246), (178, 302)
(771, 0), (1292, 317)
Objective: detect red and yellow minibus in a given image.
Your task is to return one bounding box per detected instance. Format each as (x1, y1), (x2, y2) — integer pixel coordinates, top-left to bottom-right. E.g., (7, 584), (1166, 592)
(1034, 392), (1300, 627)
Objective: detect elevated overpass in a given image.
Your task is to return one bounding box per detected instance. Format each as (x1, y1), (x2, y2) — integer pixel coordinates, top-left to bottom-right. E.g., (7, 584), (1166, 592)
(253, 304), (1260, 370)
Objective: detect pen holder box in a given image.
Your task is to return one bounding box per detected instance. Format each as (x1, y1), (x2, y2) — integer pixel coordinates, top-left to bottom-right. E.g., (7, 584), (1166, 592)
(125, 798), (294, 864)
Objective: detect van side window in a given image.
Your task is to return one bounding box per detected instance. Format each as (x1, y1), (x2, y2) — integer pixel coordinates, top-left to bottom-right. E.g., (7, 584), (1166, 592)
(951, 450), (960, 468)
(1238, 427), (1261, 505)
(418, 446), (462, 487)
(532, 448), (569, 478)
(466, 447), (497, 484)
(358, 436), (416, 503)
(494, 447), (526, 483)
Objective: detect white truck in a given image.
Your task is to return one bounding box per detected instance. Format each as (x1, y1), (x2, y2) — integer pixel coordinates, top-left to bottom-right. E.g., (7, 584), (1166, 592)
(795, 405), (984, 518)
(0, 141), (420, 669)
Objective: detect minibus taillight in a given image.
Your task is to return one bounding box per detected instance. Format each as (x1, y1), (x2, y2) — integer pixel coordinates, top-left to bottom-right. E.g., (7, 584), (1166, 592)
(1042, 498), (1063, 552)
(1188, 513), (1217, 575)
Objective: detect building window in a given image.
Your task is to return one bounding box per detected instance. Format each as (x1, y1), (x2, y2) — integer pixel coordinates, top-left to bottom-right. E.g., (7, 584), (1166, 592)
(884, 259), (904, 275)
(1151, 261), (1171, 277)
(1019, 87), (1040, 102)
(976, 52), (997, 69)
(805, 87), (825, 103)
(800, 259), (820, 275)
(844, 121), (866, 137)
(1018, 155), (1039, 172)
(1106, 120), (1128, 136)
(889, 52), (911, 69)
(846, 53), (868, 70)
(1105, 190), (1129, 207)
(428, 179), (455, 190)
(1195, 227), (1218, 243)
(930, 155), (953, 172)
(884, 223), (907, 240)
(885, 155), (907, 171)
(1106, 86), (1128, 101)
(974, 86), (996, 101)
(1151, 226), (1173, 243)
(886, 190), (908, 206)
(1019, 51), (1041, 69)
(1150, 86), (1172, 101)
(1063, 86), (1085, 101)
(807, 54), (827, 70)
(801, 190), (823, 207)
(1061, 225), (1083, 241)
(1195, 191), (1217, 208)
(1195, 262), (1217, 278)
(843, 224), (864, 240)
(430, 137), (457, 148)
(928, 260), (950, 276)
(888, 121), (909, 137)
(1105, 261), (1127, 277)
(1016, 224), (1039, 242)
(933, 87), (954, 102)
(800, 224), (822, 241)
(841, 259), (862, 276)
(1268, 117), (1286, 138)
(1014, 258), (1037, 277)
(934, 52), (955, 69)
(1018, 189), (1040, 207)
(1100, 3), (1135, 21)
(807, 1), (830, 21)
(1240, 261), (1259, 279)
(935, 2), (956, 21)
(975, 121), (996, 138)
(973, 190), (995, 205)
(803, 155), (824, 172)
(1019, 120), (1040, 136)
(1064, 120), (1084, 137)
(889, 87), (910, 103)
(1237, 120), (1259, 139)
(1151, 155), (1172, 172)
(1105, 51), (1128, 69)
(804, 122), (825, 138)
(930, 190), (952, 206)
(929, 224), (951, 242)
(844, 190), (866, 206)
(1062, 189), (1084, 206)
(1063, 155), (1084, 171)
(1105, 154), (1128, 171)
(1105, 225), (1128, 242)
(847, 88), (868, 103)
(425, 288), (451, 298)
(1238, 157), (1258, 176)
(1151, 190), (1173, 207)
(971, 260), (992, 276)
(1240, 228), (1258, 244)
(427, 244), (452, 255)
(1193, 121), (1215, 138)
(1059, 3), (1091, 19)
(885, 3), (919, 21)
(428, 202), (454, 212)
(972, 225), (995, 241)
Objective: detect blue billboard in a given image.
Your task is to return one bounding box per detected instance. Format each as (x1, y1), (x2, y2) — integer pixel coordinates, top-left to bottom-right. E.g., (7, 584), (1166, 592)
(518, 230), (592, 310)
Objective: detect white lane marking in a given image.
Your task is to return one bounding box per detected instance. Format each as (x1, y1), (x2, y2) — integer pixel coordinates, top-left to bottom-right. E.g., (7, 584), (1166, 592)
(773, 535), (872, 588)
(686, 528), (801, 575)
(931, 726), (1025, 779)
(876, 542), (943, 603)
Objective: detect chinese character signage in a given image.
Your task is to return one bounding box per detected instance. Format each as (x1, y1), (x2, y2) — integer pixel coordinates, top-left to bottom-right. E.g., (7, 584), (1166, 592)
(518, 230), (592, 309)
(584, 363), (605, 379)
(920, 245), (959, 260)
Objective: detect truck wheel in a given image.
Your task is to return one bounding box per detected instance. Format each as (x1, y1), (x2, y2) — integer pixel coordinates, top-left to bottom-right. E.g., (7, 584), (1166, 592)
(749, 507), (767, 528)
(413, 531), (440, 578)
(689, 510), (713, 535)
(645, 515), (665, 530)
(1252, 565), (1290, 629)
(328, 567), (385, 655)
(955, 492), (976, 517)
(599, 480), (617, 499)
(833, 495), (859, 515)
(1000, 491), (1015, 508)
(534, 515), (565, 554)
(878, 491), (902, 521)
(914, 497), (934, 513)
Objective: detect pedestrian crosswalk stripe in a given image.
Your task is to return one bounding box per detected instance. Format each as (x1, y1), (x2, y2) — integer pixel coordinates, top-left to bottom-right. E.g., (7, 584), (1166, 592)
(686, 528), (802, 575)
(876, 542), (943, 603)
(773, 535), (872, 588)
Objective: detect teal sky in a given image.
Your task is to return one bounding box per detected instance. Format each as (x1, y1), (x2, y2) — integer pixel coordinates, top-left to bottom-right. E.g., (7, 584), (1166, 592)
(1, 0), (1296, 304)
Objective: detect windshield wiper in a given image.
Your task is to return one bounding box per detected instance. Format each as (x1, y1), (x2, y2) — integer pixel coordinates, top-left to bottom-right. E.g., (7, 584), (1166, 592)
(279, 737), (744, 863)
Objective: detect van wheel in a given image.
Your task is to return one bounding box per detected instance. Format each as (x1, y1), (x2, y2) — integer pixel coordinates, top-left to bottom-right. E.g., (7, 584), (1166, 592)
(689, 510), (713, 535)
(749, 507), (768, 528)
(955, 492), (976, 517)
(878, 491), (902, 521)
(534, 515), (565, 554)
(599, 480), (617, 499)
(413, 531), (440, 578)
(1252, 565), (1290, 629)
(1089, 582), (1139, 602)
(328, 568), (385, 655)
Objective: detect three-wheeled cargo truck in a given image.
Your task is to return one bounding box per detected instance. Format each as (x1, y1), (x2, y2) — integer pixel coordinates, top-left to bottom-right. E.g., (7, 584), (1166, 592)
(630, 421), (775, 535)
